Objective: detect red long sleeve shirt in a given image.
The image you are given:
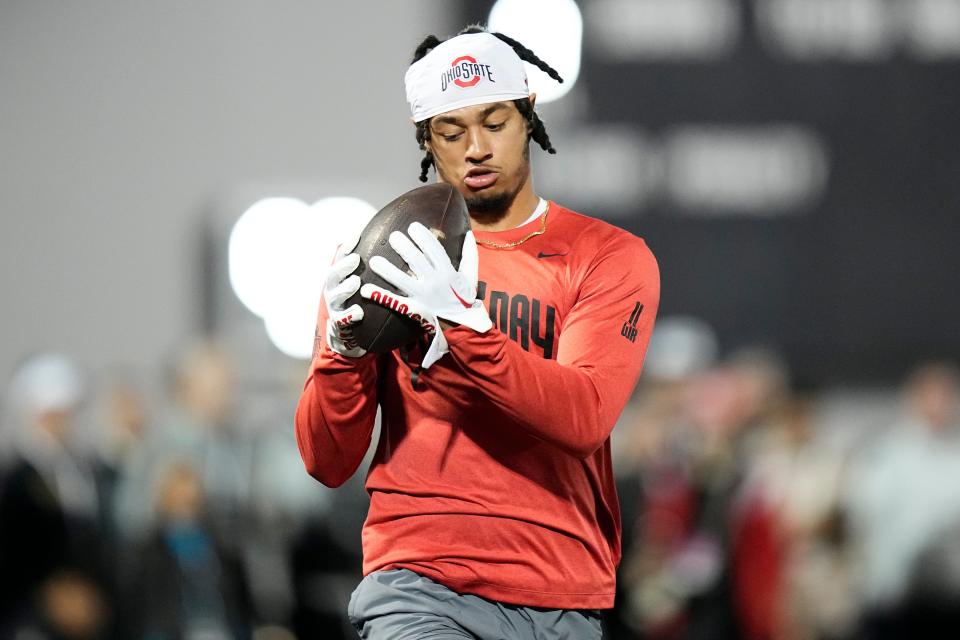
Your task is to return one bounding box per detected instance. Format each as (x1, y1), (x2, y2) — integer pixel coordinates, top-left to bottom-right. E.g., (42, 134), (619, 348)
(295, 200), (659, 610)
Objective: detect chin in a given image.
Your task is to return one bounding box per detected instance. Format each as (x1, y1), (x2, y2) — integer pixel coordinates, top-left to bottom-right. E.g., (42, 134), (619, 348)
(464, 186), (519, 217)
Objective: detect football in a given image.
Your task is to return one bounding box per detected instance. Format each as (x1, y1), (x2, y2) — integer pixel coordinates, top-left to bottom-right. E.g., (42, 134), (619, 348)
(345, 183), (471, 354)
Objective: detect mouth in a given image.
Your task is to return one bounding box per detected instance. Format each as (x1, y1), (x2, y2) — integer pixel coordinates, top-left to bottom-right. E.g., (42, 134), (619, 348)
(464, 167), (499, 190)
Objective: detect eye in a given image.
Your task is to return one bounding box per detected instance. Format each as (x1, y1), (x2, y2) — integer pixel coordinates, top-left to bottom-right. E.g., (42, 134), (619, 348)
(485, 122), (505, 131)
(440, 132), (462, 142)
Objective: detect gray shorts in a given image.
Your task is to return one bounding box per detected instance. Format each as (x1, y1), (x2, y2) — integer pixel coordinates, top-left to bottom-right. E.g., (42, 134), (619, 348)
(347, 568), (604, 639)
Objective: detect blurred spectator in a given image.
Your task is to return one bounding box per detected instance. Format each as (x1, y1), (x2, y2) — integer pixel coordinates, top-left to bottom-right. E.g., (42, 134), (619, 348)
(616, 365), (743, 638)
(124, 458), (251, 639)
(732, 397), (856, 640)
(606, 316), (719, 637)
(724, 349), (793, 640)
(611, 382), (696, 639)
(93, 375), (150, 546)
(844, 361), (960, 639)
(96, 376), (148, 481)
(682, 351), (788, 640)
(0, 352), (111, 637)
(614, 347), (795, 640)
(113, 339), (250, 545)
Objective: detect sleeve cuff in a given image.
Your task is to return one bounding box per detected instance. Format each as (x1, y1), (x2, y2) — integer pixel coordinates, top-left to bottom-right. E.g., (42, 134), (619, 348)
(443, 323), (493, 349)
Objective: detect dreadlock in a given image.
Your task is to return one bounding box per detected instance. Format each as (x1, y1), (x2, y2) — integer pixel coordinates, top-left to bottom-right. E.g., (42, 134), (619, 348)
(411, 25), (563, 182)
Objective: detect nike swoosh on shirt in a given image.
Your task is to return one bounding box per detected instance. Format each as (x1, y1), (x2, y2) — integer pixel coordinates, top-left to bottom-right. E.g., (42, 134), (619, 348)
(450, 285), (473, 308)
(537, 251), (568, 259)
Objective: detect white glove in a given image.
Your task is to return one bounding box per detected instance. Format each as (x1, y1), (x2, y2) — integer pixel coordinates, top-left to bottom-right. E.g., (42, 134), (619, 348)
(360, 222), (492, 368)
(323, 233), (366, 358)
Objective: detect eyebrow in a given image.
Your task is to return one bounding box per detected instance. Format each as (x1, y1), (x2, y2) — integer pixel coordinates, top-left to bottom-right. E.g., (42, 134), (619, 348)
(433, 103), (508, 128)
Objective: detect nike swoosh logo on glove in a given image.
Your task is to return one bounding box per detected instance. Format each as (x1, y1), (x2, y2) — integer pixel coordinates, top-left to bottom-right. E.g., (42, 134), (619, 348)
(451, 285), (473, 309)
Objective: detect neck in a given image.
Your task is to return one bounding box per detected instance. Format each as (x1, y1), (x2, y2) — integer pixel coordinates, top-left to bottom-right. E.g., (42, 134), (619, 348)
(468, 174), (540, 232)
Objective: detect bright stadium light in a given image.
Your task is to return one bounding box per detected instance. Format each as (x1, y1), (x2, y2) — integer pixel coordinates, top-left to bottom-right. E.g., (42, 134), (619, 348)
(263, 299), (317, 361)
(229, 196), (376, 359)
(228, 197), (302, 319)
(488, 0), (582, 104)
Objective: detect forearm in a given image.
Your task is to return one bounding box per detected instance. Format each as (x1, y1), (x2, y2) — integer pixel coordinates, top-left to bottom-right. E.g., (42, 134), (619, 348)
(445, 326), (639, 458)
(294, 350), (379, 487)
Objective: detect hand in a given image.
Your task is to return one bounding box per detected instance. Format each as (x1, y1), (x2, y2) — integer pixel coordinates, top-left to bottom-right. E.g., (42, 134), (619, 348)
(361, 222), (492, 368)
(323, 233), (366, 358)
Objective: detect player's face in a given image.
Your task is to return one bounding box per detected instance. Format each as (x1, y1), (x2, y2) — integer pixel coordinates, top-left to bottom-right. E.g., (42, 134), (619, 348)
(425, 100), (531, 216)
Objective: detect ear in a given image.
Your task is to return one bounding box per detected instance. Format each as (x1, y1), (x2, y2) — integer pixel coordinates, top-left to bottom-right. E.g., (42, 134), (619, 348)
(529, 92), (537, 109)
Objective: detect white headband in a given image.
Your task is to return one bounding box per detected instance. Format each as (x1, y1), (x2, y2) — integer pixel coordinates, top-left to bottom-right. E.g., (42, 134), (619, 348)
(405, 32), (530, 123)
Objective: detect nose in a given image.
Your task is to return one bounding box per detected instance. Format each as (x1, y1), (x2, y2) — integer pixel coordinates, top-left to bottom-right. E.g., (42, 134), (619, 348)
(465, 128), (493, 164)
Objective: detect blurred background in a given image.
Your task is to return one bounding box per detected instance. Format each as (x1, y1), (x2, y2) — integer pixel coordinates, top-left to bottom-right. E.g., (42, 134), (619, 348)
(2, 1), (959, 638)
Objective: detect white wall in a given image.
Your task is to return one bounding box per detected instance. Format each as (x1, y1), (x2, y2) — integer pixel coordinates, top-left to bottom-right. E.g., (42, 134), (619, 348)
(0, 1), (455, 380)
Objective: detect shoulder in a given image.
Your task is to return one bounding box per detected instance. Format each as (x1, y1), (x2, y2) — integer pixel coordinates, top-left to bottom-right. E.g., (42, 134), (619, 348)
(549, 201), (658, 275)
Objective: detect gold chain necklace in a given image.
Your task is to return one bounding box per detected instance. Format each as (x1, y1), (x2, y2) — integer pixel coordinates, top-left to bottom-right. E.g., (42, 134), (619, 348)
(474, 211), (548, 249)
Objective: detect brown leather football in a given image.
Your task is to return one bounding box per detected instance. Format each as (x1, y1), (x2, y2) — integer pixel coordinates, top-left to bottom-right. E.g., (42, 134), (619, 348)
(345, 183), (470, 354)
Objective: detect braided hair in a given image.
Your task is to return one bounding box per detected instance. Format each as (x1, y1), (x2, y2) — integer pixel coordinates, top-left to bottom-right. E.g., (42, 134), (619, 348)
(412, 25), (563, 183)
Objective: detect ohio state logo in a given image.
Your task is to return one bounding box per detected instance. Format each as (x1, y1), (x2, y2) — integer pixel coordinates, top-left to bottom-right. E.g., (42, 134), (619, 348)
(369, 290), (437, 334)
(440, 55), (496, 92)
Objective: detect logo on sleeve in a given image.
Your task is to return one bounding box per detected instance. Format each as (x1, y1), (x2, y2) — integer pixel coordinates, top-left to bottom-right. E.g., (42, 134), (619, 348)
(621, 302), (643, 343)
(440, 55), (496, 91)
